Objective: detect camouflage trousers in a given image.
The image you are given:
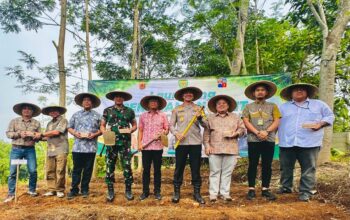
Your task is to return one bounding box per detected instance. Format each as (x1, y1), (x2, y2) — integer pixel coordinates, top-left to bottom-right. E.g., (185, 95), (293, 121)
(105, 144), (133, 186)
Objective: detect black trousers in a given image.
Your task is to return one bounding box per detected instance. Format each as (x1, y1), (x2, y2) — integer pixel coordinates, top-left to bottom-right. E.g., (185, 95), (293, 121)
(247, 142), (275, 188)
(71, 152), (96, 193)
(142, 150), (163, 193)
(173, 145), (202, 187)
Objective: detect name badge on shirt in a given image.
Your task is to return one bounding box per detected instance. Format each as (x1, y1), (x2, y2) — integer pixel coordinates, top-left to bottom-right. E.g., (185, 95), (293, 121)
(179, 116), (184, 122)
(258, 119), (264, 126)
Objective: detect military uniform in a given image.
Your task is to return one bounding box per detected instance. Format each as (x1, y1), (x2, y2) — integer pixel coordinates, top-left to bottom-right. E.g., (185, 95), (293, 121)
(102, 105), (136, 186)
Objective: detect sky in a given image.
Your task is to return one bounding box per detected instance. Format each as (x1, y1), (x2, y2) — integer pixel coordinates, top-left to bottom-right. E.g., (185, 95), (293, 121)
(0, 0), (286, 141)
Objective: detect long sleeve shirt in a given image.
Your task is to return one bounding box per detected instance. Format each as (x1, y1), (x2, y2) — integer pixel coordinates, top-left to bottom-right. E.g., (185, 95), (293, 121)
(203, 112), (246, 155)
(6, 117), (41, 146)
(278, 98), (334, 148)
(170, 103), (208, 145)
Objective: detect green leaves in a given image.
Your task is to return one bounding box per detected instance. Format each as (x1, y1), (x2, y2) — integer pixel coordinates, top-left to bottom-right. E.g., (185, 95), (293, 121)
(0, 0), (56, 33)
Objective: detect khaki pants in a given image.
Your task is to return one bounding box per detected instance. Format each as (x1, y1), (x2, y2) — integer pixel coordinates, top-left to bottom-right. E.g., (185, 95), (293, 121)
(46, 154), (67, 192)
(209, 154), (237, 199)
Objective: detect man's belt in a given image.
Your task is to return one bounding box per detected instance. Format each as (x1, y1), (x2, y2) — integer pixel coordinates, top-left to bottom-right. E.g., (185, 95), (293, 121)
(13, 145), (34, 149)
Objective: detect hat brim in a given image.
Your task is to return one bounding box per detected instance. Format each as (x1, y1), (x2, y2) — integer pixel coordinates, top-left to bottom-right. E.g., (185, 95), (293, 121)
(244, 80), (277, 100)
(174, 87), (203, 102)
(106, 91), (132, 101)
(140, 95), (167, 111)
(41, 106), (67, 115)
(280, 83), (318, 101)
(74, 93), (101, 108)
(208, 95), (237, 113)
(13, 103), (41, 117)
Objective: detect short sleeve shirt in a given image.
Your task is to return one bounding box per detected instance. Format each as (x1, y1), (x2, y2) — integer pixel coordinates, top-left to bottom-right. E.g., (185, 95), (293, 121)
(139, 111), (169, 150)
(46, 115), (69, 156)
(68, 110), (101, 153)
(242, 101), (281, 142)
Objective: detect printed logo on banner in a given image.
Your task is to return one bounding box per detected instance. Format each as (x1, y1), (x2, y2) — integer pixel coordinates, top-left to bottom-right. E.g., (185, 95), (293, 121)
(217, 78), (227, 88)
(178, 80), (188, 88)
(139, 82), (146, 90)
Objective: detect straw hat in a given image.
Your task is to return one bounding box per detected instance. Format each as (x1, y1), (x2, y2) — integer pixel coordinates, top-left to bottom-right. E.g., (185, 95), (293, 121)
(208, 95), (237, 113)
(106, 91), (132, 101)
(244, 80), (277, 100)
(41, 106), (67, 115)
(174, 87), (203, 102)
(280, 83), (318, 101)
(140, 95), (167, 111)
(13, 103), (41, 117)
(74, 93), (101, 108)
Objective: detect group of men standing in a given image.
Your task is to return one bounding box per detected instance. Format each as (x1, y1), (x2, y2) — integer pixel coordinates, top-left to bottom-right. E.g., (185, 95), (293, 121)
(4, 80), (334, 204)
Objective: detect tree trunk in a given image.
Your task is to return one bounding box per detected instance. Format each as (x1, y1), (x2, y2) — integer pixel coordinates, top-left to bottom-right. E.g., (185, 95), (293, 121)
(231, 0), (249, 75)
(255, 38), (260, 74)
(85, 0), (92, 81)
(137, 14), (142, 79)
(54, 0), (67, 107)
(306, 0), (350, 163)
(131, 0), (140, 79)
(254, 0), (259, 74)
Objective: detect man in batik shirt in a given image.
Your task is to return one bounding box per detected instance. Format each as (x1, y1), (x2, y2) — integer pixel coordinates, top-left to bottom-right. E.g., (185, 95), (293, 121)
(67, 93), (102, 199)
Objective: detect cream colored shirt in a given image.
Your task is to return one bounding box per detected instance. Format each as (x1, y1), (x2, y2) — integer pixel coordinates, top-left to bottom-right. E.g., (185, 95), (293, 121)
(204, 112), (246, 155)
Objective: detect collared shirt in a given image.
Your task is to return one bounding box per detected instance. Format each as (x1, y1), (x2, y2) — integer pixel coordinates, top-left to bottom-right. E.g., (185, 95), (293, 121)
(242, 100), (281, 142)
(69, 109), (101, 153)
(170, 103), (208, 145)
(46, 115), (69, 156)
(6, 117), (41, 146)
(204, 112), (246, 155)
(102, 105), (136, 146)
(278, 98), (334, 148)
(139, 110), (169, 150)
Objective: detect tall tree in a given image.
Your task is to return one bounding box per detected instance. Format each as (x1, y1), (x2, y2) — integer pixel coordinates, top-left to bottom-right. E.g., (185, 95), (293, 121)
(0, 0), (76, 107)
(84, 0), (93, 80)
(183, 0), (250, 75)
(55, 0), (67, 107)
(86, 0), (180, 80)
(231, 0), (249, 75)
(131, 0), (140, 79)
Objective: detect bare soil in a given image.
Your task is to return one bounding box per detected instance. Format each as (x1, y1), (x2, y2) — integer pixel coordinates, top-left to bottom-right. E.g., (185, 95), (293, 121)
(0, 163), (349, 220)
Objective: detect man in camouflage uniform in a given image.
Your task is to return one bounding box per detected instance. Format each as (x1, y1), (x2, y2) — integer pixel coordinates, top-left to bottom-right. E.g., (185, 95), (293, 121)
(100, 91), (137, 202)
(170, 86), (207, 204)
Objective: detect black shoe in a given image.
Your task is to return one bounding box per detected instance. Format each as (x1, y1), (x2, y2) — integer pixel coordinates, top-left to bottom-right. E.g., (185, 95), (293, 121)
(81, 191), (89, 198)
(154, 191), (162, 200)
(262, 190), (277, 201)
(299, 193), (310, 202)
(276, 187), (292, 194)
(246, 190), (256, 200)
(172, 186), (180, 203)
(139, 192), (149, 201)
(106, 184), (115, 202)
(125, 185), (134, 201)
(67, 191), (78, 200)
(193, 187), (205, 204)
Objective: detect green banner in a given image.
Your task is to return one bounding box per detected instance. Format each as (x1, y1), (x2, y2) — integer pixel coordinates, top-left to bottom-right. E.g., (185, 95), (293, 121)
(89, 73), (291, 158)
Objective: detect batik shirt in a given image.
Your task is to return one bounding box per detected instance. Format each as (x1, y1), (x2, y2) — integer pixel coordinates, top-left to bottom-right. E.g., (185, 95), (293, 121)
(139, 110), (169, 150)
(69, 109), (101, 153)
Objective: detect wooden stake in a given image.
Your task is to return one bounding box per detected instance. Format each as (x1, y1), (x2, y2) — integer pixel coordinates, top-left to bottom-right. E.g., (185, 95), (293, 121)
(15, 164), (19, 203)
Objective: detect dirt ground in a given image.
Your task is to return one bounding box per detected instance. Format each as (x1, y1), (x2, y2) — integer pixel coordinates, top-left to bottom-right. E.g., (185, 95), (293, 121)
(0, 164), (349, 220)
